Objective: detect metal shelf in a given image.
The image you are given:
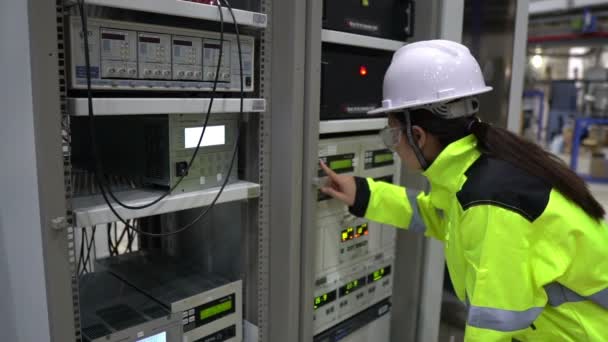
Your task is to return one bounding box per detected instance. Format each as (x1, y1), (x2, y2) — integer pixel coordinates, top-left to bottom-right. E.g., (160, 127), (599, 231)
(73, 181), (260, 227)
(68, 97), (266, 115)
(319, 118), (387, 134)
(85, 0), (267, 28)
(321, 29), (404, 51)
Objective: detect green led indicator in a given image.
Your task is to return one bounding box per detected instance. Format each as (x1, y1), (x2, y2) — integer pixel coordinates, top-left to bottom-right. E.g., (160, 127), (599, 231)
(314, 292), (333, 310)
(200, 299), (233, 321)
(329, 159), (352, 170)
(362, 0), (370, 7)
(373, 268), (385, 281)
(374, 153), (393, 164)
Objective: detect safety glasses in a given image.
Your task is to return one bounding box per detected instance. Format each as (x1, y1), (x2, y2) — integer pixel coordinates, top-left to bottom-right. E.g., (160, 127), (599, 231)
(379, 126), (403, 152)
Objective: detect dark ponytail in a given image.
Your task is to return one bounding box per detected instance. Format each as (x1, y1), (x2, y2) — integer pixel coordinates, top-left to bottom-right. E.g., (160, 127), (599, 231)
(394, 109), (606, 220)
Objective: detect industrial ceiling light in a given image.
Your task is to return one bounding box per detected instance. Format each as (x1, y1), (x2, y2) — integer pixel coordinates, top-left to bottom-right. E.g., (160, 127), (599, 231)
(532, 54), (544, 69)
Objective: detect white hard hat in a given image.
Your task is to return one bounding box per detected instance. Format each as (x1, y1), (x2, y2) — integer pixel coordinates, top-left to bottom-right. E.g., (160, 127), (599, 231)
(368, 40), (492, 116)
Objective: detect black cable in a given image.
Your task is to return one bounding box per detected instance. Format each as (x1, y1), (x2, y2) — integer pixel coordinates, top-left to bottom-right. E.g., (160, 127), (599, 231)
(81, 227), (90, 274)
(113, 223), (118, 253)
(77, 0), (226, 210)
(82, 226), (97, 273)
(168, 0), (245, 234)
(115, 220), (129, 252)
(108, 222), (119, 256)
(126, 221), (132, 252)
(127, 221), (136, 252)
(77, 0), (245, 236)
(106, 223), (113, 256)
(78, 227), (86, 274)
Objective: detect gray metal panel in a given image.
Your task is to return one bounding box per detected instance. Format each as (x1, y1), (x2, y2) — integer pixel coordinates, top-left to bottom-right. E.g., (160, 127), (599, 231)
(239, 114), (262, 330)
(417, 3), (464, 342)
(0, 1), (68, 341)
(256, 1), (273, 339)
(392, 161), (430, 342)
(267, 0), (307, 341)
(508, 0), (530, 133)
(389, 1), (444, 341)
(28, 0), (78, 340)
(299, 0), (323, 341)
(441, 0), (465, 41)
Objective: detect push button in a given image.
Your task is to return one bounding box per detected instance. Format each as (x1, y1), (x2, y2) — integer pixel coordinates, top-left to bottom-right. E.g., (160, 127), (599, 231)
(176, 161), (188, 177)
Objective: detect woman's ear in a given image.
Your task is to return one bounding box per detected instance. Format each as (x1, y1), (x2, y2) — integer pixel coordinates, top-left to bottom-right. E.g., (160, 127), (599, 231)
(411, 126), (426, 149)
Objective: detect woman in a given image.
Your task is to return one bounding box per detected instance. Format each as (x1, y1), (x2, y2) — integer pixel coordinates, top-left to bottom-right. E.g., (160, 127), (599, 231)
(320, 40), (608, 341)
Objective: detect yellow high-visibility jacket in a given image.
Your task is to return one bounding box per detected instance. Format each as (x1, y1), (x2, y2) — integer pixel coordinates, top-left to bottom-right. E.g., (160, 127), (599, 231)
(349, 135), (608, 341)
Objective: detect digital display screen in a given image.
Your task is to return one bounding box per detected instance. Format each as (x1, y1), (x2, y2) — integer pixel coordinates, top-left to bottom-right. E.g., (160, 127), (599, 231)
(318, 153), (355, 176)
(329, 159), (353, 170)
(102, 32), (126, 40)
(139, 36), (161, 44)
(314, 290), (337, 310)
(374, 153), (393, 164)
(204, 43), (221, 50)
(196, 294), (236, 326)
(184, 125), (226, 148)
(339, 277), (367, 297)
(368, 266), (392, 283)
(136, 332), (166, 342)
(174, 39), (193, 46)
(200, 298), (233, 321)
(366, 149), (395, 168)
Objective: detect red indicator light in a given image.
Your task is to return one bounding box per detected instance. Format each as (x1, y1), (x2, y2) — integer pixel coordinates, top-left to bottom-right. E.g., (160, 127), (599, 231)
(359, 66), (368, 77)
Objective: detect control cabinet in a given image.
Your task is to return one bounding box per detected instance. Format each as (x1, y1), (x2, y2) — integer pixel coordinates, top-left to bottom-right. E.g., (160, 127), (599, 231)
(321, 44), (392, 120)
(186, 0), (261, 12)
(314, 135), (398, 337)
(68, 17), (255, 92)
(14, 0), (275, 340)
(323, 0), (415, 41)
(79, 272), (183, 342)
(98, 253), (243, 342)
(71, 113), (239, 193)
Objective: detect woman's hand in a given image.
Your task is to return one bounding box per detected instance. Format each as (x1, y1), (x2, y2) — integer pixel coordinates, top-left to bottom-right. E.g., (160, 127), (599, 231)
(319, 160), (357, 207)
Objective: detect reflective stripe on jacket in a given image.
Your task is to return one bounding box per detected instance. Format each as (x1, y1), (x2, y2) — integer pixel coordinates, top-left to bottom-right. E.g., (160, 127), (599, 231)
(349, 134), (608, 341)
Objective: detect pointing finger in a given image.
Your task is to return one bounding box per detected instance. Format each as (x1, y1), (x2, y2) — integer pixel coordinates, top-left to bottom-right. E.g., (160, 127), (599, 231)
(319, 160), (340, 182)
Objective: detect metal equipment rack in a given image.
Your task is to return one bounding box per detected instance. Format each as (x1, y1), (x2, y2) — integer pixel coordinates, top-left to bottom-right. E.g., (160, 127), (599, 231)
(0, 1), (531, 341)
